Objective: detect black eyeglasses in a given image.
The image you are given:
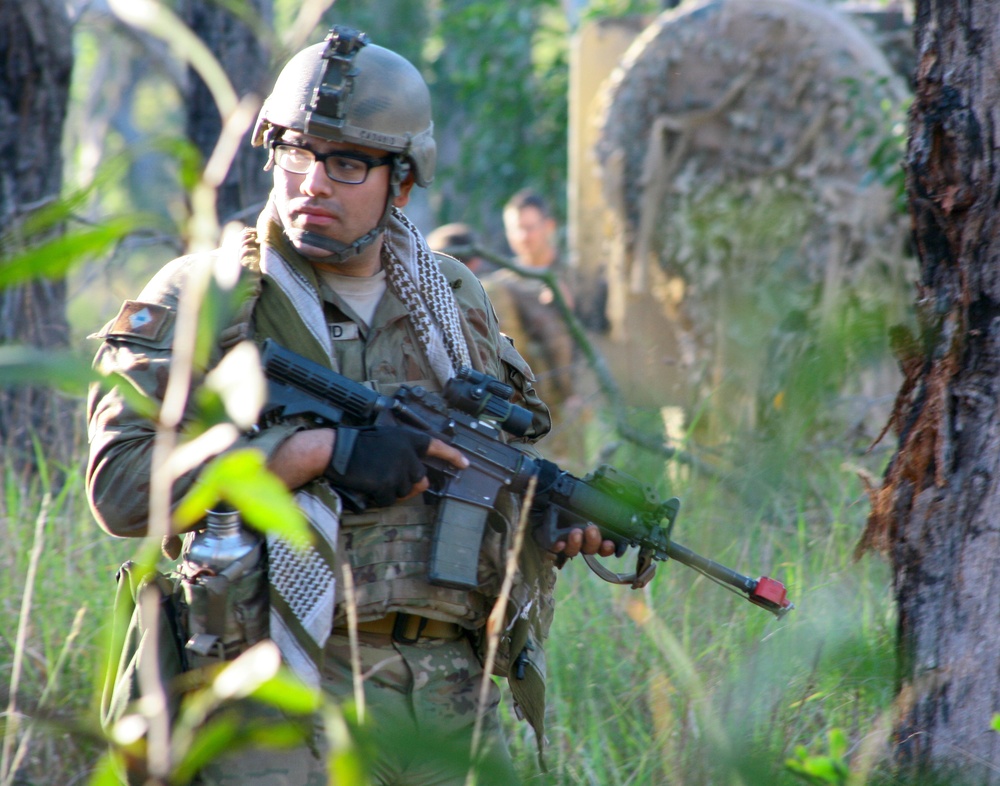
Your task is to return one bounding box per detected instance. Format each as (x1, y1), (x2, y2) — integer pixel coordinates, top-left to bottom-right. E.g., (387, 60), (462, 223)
(271, 141), (391, 184)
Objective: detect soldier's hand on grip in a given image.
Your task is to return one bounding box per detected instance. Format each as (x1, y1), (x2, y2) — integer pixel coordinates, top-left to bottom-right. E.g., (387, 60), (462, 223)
(324, 425), (431, 508)
(531, 459), (618, 561)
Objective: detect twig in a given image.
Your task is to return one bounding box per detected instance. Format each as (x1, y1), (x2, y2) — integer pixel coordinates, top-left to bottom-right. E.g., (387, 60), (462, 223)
(473, 246), (719, 479)
(1, 494), (49, 786)
(466, 475), (537, 786)
(340, 564), (365, 725)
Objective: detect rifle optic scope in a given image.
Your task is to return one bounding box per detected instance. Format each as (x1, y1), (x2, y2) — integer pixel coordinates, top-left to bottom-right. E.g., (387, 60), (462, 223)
(444, 367), (534, 437)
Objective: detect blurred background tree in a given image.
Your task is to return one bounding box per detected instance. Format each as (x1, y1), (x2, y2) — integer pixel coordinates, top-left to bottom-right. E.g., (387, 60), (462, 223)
(0, 0), (75, 476)
(178, 0), (274, 224)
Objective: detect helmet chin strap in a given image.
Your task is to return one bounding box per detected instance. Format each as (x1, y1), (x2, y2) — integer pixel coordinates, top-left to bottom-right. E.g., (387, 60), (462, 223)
(282, 155), (410, 266)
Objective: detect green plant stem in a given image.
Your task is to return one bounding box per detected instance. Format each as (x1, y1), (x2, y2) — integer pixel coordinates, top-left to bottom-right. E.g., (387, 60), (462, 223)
(1, 495), (49, 786)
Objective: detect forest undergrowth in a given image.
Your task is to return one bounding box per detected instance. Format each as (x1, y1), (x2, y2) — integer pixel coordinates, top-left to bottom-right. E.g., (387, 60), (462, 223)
(0, 395), (897, 786)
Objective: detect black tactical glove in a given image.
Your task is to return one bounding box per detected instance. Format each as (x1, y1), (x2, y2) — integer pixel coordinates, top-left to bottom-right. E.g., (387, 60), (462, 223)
(324, 425), (431, 509)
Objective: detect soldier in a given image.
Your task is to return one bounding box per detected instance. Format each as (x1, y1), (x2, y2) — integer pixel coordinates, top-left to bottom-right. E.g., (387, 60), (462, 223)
(426, 222), (489, 275)
(481, 190), (577, 414)
(87, 26), (613, 786)
(485, 191), (608, 467)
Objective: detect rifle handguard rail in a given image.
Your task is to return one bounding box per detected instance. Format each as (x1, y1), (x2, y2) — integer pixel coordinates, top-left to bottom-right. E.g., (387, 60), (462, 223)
(258, 339), (794, 618)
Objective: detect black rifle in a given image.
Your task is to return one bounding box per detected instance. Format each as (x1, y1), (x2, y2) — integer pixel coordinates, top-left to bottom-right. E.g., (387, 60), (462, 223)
(259, 339), (793, 618)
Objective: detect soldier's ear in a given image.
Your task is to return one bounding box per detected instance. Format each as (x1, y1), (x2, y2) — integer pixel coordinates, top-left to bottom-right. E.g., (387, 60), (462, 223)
(393, 173), (415, 208)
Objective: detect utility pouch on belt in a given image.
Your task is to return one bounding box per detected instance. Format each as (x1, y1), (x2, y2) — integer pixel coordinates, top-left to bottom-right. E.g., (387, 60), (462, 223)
(177, 507), (269, 664)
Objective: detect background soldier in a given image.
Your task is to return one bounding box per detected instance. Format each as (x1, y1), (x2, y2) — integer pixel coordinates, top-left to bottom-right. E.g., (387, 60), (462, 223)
(427, 222), (489, 275)
(87, 25), (613, 786)
(491, 189), (577, 413)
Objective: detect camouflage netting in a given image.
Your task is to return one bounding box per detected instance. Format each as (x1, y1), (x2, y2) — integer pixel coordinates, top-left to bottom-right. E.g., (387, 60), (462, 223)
(595, 0), (914, 443)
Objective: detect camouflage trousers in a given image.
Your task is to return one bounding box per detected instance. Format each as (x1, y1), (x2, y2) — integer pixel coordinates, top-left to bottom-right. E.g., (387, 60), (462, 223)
(195, 630), (520, 786)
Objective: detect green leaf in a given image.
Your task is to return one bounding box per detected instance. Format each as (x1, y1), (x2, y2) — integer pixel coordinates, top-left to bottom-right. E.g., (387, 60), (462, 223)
(0, 346), (97, 392)
(171, 714), (242, 783)
(330, 748), (371, 786)
(0, 217), (149, 287)
(86, 752), (131, 786)
(249, 673), (322, 715)
(173, 449), (311, 547)
(827, 727), (849, 761)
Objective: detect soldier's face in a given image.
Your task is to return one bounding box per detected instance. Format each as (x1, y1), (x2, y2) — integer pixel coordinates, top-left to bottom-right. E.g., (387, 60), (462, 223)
(503, 205), (555, 268)
(272, 131), (412, 265)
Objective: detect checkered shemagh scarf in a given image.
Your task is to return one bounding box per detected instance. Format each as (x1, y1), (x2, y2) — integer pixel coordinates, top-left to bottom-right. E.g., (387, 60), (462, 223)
(256, 206), (470, 686)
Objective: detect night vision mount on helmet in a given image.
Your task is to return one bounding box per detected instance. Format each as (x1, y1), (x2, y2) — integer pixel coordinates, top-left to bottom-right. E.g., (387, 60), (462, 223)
(253, 25), (437, 262)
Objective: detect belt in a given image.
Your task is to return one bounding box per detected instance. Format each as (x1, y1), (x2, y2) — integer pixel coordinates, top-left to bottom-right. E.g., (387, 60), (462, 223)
(334, 612), (463, 643)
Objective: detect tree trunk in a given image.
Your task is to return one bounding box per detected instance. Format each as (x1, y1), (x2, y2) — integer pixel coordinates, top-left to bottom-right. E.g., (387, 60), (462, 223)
(0, 0), (74, 475)
(862, 1), (1000, 782)
(180, 0), (273, 225)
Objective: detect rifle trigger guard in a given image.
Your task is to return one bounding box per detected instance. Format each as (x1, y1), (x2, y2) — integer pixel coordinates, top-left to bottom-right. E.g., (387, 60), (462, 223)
(581, 551), (657, 590)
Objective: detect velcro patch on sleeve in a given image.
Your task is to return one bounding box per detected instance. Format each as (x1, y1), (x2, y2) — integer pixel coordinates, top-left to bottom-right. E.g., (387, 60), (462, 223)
(107, 301), (172, 342)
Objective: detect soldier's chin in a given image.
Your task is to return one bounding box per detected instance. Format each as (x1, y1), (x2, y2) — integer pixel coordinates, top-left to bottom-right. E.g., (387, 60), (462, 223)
(285, 228), (342, 262)
(296, 240), (338, 261)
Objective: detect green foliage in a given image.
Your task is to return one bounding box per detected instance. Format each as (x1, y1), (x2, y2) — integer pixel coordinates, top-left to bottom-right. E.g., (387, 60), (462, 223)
(311, 0), (429, 65)
(1, 2), (920, 783)
(304, 0), (573, 229)
(844, 76), (910, 215)
(786, 729), (851, 785)
(94, 641), (351, 786)
(0, 345), (96, 392)
(581, 0), (662, 23)
(429, 1), (571, 226)
(497, 412), (896, 784)
(0, 217), (149, 288)
(0, 155), (166, 291)
(173, 449), (310, 548)
(0, 469), (133, 782)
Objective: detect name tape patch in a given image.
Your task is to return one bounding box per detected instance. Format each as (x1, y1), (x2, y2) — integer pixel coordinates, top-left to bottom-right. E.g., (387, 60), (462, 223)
(329, 322), (360, 341)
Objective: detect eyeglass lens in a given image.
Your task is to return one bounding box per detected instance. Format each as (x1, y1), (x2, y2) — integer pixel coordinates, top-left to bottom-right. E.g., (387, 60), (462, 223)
(274, 144), (381, 184)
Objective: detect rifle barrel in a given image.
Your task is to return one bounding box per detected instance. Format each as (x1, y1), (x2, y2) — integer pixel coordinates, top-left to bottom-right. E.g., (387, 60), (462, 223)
(664, 540), (758, 594)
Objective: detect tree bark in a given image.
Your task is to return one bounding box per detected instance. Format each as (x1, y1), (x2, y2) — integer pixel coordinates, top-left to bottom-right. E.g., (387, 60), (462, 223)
(180, 0), (273, 225)
(862, 1), (1000, 782)
(0, 0), (75, 474)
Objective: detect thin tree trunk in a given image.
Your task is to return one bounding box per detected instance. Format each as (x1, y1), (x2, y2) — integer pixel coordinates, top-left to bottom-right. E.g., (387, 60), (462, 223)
(0, 0), (75, 475)
(861, 1), (1000, 782)
(180, 0), (273, 225)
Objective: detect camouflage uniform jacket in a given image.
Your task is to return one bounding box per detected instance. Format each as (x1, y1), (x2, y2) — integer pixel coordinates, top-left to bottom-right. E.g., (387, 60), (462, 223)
(481, 267), (576, 410)
(87, 214), (559, 741)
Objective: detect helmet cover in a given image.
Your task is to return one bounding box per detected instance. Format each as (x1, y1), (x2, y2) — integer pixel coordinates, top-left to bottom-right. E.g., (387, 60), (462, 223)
(253, 26), (436, 186)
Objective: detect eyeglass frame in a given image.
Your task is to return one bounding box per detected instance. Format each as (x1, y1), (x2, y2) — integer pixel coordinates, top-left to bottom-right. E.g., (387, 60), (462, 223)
(270, 139), (393, 184)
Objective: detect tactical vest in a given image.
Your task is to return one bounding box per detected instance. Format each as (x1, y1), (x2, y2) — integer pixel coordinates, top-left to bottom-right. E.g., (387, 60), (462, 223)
(332, 499), (504, 627)
(226, 227), (556, 749)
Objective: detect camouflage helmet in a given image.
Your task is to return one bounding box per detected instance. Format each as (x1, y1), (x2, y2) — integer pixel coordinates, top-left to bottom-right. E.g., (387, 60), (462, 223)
(427, 223), (478, 258)
(252, 26), (436, 187)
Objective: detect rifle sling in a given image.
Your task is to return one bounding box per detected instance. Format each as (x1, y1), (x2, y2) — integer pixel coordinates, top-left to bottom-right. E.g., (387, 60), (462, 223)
(582, 551), (657, 590)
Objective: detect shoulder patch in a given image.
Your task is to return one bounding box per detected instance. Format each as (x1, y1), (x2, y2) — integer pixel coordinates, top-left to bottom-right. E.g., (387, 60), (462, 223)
(107, 301), (173, 342)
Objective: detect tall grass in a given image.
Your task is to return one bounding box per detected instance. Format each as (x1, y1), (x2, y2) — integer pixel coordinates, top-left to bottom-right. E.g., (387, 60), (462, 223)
(1, 451), (132, 785)
(504, 416), (896, 785)
(0, 401), (896, 785)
